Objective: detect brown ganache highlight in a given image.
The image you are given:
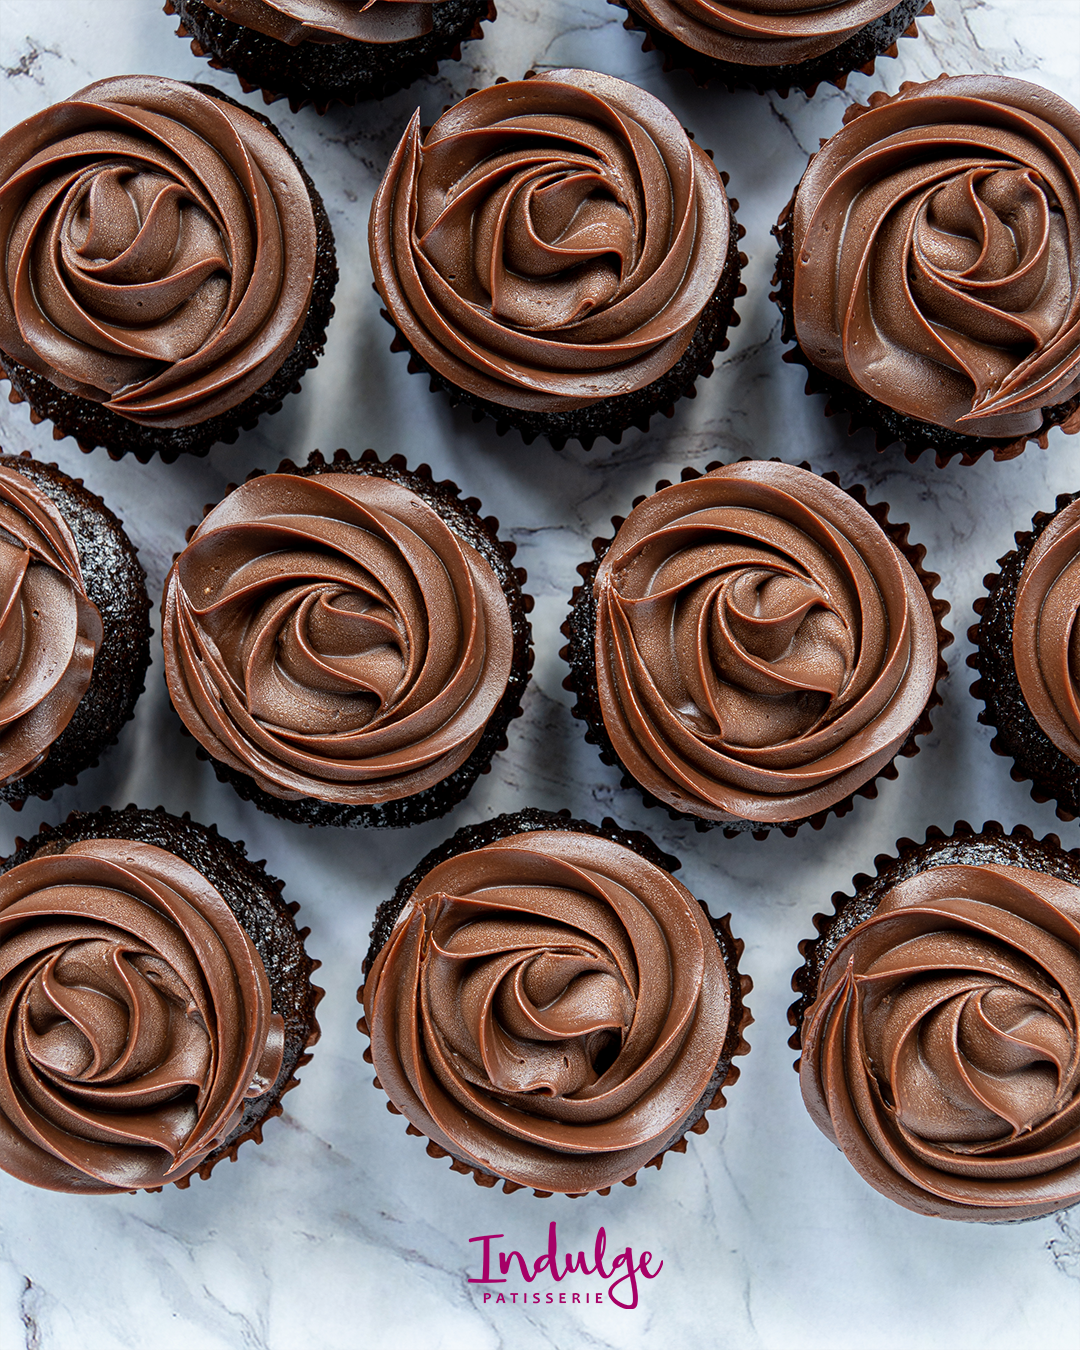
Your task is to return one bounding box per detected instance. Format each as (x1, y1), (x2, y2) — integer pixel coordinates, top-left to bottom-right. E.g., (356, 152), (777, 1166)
(202, 0), (454, 44)
(0, 75), (317, 429)
(591, 461), (939, 825)
(369, 68), (732, 412)
(0, 837), (285, 1193)
(799, 858), (1080, 1221)
(163, 471), (514, 805)
(0, 465), (102, 787)
(788, 75), (1080, 440)
(362, 826), (732, 1194)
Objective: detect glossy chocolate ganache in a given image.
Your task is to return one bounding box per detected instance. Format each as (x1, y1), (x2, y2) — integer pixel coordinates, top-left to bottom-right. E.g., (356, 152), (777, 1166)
(799, 855), (1080, 1221)
(362, 822), (739, 1194)
(0, 75), (317, 429)
(201, 0), (455, 44)
(786, 75), (1080, 441)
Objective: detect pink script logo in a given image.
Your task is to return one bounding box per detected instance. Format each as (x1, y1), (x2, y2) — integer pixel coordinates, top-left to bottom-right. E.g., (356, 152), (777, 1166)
(468, 1222), (662, 1310)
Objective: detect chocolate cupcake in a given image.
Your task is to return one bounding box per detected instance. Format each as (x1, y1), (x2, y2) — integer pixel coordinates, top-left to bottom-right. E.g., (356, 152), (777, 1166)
(563, 459), (949, 837)
(359, 808), (751, 1196)
(162, 449), (532, 828)
(369, 68), (745, 450)
(0, 453), (151, 809)
(0, 804), (321, 1193)
(970, 493), (1080, 820)
(773, 75), (1080, 467)
(166, 0), (496, 113)
(0, 76), (336, 463)
(614, 0), (932, 95)
(790, 821), (1080, 1222)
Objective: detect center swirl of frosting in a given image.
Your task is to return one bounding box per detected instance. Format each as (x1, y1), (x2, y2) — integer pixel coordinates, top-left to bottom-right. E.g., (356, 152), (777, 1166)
(592, 461), (938, 824)
(202, 0), (452, 46)
(363, 828), (730, 1193)
(163, 471), (514, 804)
(790, 75), (1080, 439)
(0, 838), (284, 1193)
(800, 861), (1080, 1220)
(369, 68), (732, 412)
(0, 75), (317, 428)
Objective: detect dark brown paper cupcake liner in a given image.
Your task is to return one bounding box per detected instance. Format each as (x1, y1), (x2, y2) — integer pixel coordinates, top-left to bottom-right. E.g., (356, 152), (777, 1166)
(969, 494), (1080, 821)
(166, 0), (496, 114)
(2, 804), (323, 1190)
(0, 453), (151, 810)
(168, 448), (533, 829)
(612, 0), (931, 96)
(770, 89), (1080, 468)
(357, 806), (753, 1197)
(562, 459), (952, 838)
(0, 84), (337, 465)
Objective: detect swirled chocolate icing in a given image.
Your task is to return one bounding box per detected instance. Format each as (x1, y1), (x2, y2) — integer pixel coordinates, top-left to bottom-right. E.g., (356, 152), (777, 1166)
(363, 827), (730, 1193)
(0, 466), (102, 787)
(162, 471), (514, 804)
(591, 461), (938, 824)
(800, 861), (1080, 1220)
(369, 68), (732, 412)
(202, 0), (452, 45)
(0, 837), (285, 1193)
(1013, 500), (1080, 764)
(789, 75), (1080, 439)
(624, 0), (901, 65)
(0, 75), (316, 428)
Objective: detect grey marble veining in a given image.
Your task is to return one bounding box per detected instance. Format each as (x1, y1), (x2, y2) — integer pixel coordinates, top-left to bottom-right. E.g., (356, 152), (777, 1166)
(1, 2), (1079, 1347)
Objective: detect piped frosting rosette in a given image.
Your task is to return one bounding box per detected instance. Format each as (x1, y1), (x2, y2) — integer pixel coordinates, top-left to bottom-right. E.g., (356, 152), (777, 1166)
(785, 75), (1080, 442)
(361, 815), (748, 1195)
(581, 461), (943, 828)
(0, 75), (317, 428)
(369, 68), (733, 413)
(0, 465), (102, 786)
(201, 0), (454, 45)
(795, 826), (1080, 1221)
(0, 837), (285, 1193)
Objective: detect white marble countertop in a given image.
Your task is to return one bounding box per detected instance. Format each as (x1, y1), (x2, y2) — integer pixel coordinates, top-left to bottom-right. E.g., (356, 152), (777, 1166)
(1, 2), (1079, 1347)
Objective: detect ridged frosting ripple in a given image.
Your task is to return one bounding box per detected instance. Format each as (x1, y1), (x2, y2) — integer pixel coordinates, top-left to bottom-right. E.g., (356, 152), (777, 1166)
(201, 0), (453, 46)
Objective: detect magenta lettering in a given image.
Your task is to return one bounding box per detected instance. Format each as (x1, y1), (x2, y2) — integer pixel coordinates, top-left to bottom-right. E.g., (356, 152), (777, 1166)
(467, 1224), (662, 1310)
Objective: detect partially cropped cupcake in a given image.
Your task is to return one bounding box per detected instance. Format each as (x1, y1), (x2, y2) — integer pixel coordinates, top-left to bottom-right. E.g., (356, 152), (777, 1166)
(0, 453), (150, 808)
(359, 808), (751, 1196)
(167, 0), (496, 112)
(790, 821), (1080, 1222)
(0, 76), (336, 463)
(370, 68), (744, 449)
(971, 494), (1080, 819)
(773, 75), (1080, 466)
(614, 0), (931, 94)
(564, 459), (949, 836)
(162, 450), (532, 828)
(0, 805), (321, 1193)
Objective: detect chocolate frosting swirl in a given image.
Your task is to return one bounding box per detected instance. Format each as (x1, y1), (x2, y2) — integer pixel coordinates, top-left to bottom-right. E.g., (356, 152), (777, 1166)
(369, 68), (732, 412)
(163, 471), (514, 804)
(1013, 500), (1080, 764)
(202, 0), (451, 45)
(0, 75), (316, 428)
(790, 75), (1080, 439)
(625, 0), (901, 65)
(363, 828), (730, 1193)
(0, 466), (102, 787)
(0, 838), (284, 1193)
(592, 461), (938, 824)
(800, 861), (1080, 1220)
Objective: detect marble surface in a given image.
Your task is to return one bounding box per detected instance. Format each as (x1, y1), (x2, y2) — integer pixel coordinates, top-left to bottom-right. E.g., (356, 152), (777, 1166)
(1, 2), (1079, 1347)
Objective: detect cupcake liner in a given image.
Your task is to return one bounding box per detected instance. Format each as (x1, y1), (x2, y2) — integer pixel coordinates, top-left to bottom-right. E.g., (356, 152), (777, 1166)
(0, 453), (151, 809)
(166, 0), (496, 114)
(770, 88), (1080, 468)
(2, 804), (323, 1191)
(357, 807), (753, 1197)
(168, 448), (533, 828)
(562, 459), (952, 838)
(611, 0), (932, 96)
(969, 494), (1080, 821)
(0, 83), (337, 465)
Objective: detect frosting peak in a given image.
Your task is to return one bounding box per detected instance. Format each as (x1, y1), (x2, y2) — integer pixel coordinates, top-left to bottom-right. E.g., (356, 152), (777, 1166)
(201, 0), (454, 46)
